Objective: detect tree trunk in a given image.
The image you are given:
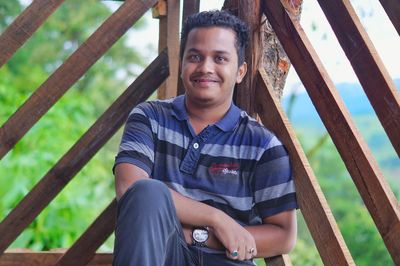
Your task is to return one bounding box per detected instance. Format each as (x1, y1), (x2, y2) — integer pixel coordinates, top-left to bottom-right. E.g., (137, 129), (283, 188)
(223, 0), (303, 105)
(262, 0), (302, 100)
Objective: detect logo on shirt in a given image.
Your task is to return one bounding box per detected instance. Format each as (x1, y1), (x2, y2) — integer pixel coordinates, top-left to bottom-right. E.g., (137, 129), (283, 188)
(209, 163), (240, 177)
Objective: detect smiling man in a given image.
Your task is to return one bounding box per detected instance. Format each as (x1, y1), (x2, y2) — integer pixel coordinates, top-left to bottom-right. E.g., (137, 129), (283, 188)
(112, 10), (298, 266)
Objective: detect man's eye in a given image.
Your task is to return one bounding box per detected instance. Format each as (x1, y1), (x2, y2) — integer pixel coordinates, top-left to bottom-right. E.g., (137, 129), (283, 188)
(189, 55), (201, 61)
(215, 56), (226, 63)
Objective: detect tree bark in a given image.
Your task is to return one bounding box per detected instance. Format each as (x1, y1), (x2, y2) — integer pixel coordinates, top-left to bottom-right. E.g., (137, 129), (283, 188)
(223, 0), (303, 103)
(262, 0), (302, 100)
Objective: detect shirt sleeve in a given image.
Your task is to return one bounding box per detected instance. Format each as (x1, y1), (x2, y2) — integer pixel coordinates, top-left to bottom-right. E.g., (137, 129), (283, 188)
(113, 104), (155, 176)
(253, 135), (298, 218)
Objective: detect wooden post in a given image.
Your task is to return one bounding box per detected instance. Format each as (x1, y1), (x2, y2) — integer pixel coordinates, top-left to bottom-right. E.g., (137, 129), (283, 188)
(176, 0), (201, 96)
(154, 0), (180, 99)
(236, 0), (263, 117)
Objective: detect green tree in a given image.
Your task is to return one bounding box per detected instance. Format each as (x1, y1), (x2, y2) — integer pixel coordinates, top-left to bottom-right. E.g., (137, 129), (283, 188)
(0, 0), (147, 251)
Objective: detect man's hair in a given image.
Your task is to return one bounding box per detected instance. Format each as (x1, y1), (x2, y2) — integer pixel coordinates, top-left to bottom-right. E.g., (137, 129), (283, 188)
(180, 10), (249, 66)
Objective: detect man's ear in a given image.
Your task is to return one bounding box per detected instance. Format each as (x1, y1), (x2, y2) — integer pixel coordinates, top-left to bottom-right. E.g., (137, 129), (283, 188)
(236, 62), (247, 84)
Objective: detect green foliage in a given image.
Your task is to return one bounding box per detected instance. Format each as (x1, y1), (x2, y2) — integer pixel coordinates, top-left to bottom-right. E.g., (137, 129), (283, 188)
(0, 0), (146, 251)
(284, 91), (397, 265)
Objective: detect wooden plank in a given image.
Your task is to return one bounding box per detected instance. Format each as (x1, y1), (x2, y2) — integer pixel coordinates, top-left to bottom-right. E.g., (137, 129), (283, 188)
(182, 0), (200, 24)
(176, 0), (200, 96)
(265, 254), (293, 266)
(0, 50), (169, 254)
(0, 0), (65, 68)
(0, 252), (112, 266)
(55, 200), (117, 266)
(235, 0), (262, 117)
(317, 0), (400, 157)
(256, 69), (354, 265)
(261, 1), (400, 263)
(0, 0), (157, 160)
(157, 0), (180, 99)
(379, 0), (400, 35)
(152, 0), (167, 18)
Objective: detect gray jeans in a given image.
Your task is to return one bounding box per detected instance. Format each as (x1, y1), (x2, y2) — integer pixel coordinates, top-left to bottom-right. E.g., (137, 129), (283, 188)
(113, 179), (255, 266)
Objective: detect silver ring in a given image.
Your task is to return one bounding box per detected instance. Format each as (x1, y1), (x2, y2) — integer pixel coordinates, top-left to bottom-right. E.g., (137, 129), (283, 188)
(248, 247), (255, 254)
(231, 250), (238, 257)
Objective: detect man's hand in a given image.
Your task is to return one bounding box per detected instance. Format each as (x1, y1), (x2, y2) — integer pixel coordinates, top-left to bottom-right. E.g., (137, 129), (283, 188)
(210, 211), (257, 261)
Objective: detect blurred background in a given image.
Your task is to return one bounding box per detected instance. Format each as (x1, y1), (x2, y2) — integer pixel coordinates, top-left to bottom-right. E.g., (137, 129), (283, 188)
(0, 0), (398, 265)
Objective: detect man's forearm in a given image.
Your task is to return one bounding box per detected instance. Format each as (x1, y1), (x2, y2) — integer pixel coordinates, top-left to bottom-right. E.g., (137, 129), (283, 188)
(245, 222), (296, 258)
(116, 163), (222, 227)
(246, 209), (297, 258)
(169, 188), (222, 228)
(182, 218), (296, 257)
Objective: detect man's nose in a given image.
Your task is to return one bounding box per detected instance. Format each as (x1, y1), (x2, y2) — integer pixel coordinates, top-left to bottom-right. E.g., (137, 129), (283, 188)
(197, 58), (214, 73)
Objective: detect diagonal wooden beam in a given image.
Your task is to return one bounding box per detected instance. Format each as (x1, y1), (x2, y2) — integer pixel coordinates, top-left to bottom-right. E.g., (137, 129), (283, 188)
(55, 200), (117, 266)
(256, 69), (354, 265)
(0, 0), (157, 160)
(317, 0), (400, 157)
(261, 1), (400, 263)
(0, 0), (65, 68)
(0, 49), (169, 254)
(379, 0), (400, 35)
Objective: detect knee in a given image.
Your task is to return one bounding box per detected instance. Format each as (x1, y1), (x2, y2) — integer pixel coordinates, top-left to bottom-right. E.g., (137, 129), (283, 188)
(118, 179), (171, 211)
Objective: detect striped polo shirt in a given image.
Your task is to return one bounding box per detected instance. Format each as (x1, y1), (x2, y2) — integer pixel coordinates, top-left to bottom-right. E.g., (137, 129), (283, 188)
(114, 95), (297, 225)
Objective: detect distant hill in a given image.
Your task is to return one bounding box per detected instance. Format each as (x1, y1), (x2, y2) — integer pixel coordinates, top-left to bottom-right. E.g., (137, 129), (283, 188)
(282, 78), (400, 184)
(283, 78), (400, 130)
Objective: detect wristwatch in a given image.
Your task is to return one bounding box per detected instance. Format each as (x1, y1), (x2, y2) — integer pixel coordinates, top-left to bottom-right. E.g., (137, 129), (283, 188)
(192, 227), (209, 247)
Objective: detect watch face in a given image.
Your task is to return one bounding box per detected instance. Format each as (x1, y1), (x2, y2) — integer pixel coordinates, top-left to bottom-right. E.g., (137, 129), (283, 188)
(193, 228), (208, 243)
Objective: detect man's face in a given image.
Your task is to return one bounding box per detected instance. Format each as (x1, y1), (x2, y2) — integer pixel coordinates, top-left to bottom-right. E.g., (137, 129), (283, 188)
(181, 27), (247, 109)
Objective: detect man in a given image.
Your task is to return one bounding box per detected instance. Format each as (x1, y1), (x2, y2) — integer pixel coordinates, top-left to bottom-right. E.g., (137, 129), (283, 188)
(113, 10), (297, 266)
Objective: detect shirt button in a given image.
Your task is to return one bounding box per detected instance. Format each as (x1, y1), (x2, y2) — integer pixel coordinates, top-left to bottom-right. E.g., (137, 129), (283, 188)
(193, 143), (199, 149)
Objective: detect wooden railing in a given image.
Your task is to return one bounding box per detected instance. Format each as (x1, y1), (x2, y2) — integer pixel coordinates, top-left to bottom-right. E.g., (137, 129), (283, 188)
(0, 0), (399, 265)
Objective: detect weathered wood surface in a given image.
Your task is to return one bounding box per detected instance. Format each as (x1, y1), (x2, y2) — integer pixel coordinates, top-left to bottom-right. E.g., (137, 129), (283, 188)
(55, 200), (117, 266)
(379, 0), (400, 35)
(236, 0), (263, 117)
(157, 0), (180, 99)
(0, 0), (157, 160)
(176, 0), (200, 96)
(262, 0), (400, 264)
(256, 69), (354, 265)
(182, 0), (200, 25)
(0, 0), (65, 67)
(0, 50), (169, 254)
(317, 0), (400, 157)
(0, 252), (112, 266)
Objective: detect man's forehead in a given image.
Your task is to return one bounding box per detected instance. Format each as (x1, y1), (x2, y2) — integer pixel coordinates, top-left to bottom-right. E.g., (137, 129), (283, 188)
(187, 26), (236, 39)
(186, 47), (230, 55)
(185, 27), (236, 50)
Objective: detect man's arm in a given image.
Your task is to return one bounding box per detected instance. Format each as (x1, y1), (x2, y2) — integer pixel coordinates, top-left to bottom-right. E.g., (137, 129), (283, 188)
(185, 209), (297, 258)
(115, 163), (257, 260)
(246, 210), (297, 257)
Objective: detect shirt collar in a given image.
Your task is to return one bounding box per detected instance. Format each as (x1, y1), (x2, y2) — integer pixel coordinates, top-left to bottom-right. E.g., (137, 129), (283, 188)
(171, 94), (241, 132)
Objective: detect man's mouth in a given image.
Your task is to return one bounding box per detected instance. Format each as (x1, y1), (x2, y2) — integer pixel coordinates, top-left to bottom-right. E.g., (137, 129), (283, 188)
(191, 77), (219, 83)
